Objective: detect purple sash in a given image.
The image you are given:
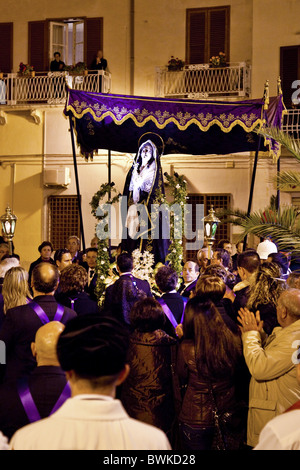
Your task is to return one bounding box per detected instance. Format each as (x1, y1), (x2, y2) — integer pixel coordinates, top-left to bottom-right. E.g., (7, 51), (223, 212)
(158, 297), (188, 328)
(69, 298), (78, 310)
(18, 378), (71, 423)
(29, 301), (64, 324)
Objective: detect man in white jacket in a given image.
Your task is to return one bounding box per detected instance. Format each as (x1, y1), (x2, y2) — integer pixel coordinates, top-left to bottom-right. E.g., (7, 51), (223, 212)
(10, 314), (171, 451)
(238, 288), (300, 448)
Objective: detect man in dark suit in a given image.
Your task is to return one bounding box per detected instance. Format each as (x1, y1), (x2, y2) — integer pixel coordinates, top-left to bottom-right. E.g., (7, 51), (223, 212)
(103, 252), (152, 325)
(178, 260), (199, 298)
(155, 265), (187, 337)
(66, 235), (84, 265)
(0, 263), (76, 384)
(84, 247), (98, 301)
(0, 321), (70, 439)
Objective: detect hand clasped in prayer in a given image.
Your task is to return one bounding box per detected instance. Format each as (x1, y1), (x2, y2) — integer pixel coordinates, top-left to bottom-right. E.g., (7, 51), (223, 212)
(237, 307), (264, 333)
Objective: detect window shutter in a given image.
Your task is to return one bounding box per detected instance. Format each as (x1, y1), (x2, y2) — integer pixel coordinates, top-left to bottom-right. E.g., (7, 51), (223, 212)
(186, 6), (230, 64)
(85, 17), (103, 69)
(186, 11), (206, 64)
(0, 23), (13, 72)
(280, 46), (300, 108)
(28, 20), (48, 71)
(208, 8), (229, 59)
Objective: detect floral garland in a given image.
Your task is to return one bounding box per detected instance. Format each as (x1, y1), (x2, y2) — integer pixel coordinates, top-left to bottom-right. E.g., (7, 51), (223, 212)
(164, 172), (188, 275)
(90, 182), (121, 305)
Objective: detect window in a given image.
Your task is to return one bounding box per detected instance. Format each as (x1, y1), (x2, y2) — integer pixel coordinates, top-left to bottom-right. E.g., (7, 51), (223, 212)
(48, 195), (80, 251)
(29, 17), (103, 71)
(49, 19), (85, 67)
(280, 45), (300, 109)
(184, 193), (231, 262)
(186, 6), (230, 64)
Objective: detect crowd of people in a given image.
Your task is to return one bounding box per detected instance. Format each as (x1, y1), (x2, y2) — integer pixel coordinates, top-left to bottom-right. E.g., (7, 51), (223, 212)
(0, 234), (300, 451)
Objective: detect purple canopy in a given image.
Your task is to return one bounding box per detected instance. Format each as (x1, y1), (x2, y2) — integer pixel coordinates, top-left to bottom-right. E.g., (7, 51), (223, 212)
(64, 89), (285, 160)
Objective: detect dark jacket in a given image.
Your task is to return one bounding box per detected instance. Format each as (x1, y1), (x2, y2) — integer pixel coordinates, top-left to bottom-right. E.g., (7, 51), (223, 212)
(0, 365), (69, 439)
(176, 340), (241, 428)
(103, 274), (152, 324)
(178, 279), (198, 298)
(0, 295), (76, 384)
(157, 292), (187, 337)
(55, 291), (99, 316)
(121, 329), (177, 436)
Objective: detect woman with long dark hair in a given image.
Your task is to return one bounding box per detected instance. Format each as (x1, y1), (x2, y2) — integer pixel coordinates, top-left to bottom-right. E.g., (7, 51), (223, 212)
(176, 298), (245, 450)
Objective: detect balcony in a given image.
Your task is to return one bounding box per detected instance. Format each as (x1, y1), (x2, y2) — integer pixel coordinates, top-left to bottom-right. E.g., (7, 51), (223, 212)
(0, 70), (111, 106)
(282, 108), (300, 140)
(154, 62), (251, 100)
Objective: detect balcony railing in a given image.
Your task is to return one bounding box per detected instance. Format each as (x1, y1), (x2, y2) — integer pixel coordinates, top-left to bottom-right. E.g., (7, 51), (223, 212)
(0, 70), (111, 106)
(282, 108), (300, 140)
(155, 62), (251, 100)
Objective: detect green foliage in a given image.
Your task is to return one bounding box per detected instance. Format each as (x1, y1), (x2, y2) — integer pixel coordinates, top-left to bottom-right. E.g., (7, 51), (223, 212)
(90, 182), (121, 305)
(164, 172), (188, 275)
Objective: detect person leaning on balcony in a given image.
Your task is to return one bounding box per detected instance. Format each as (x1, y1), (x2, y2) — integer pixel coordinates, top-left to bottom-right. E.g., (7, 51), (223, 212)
(50, 52), (65, 72)
(90, 50), (107, 71)
(237, 288), (300, 448)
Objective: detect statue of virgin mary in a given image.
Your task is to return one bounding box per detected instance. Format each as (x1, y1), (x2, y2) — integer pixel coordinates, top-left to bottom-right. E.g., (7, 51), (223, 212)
(121, 135), (169, 264)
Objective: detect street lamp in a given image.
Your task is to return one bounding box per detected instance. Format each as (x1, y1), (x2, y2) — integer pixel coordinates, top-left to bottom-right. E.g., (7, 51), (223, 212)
(202, 206), (221, 260)
(0, 205), (17, 255)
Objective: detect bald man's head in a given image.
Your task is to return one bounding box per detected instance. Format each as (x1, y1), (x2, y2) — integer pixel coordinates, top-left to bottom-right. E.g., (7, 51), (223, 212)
(32, 263), (59, 294)
(31, 321), (65, 366)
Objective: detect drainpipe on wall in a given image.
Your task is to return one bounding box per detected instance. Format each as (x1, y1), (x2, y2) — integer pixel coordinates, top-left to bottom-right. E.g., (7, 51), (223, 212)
(130, 0), (134, 95)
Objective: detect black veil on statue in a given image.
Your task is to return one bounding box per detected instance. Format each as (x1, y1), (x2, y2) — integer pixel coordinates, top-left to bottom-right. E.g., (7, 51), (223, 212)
(121, 133), (170, 265)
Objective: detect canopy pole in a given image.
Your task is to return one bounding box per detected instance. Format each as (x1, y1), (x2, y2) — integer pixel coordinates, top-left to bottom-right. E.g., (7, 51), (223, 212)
(243, 81), (269, 250)
(243, 137), (261, 250)
(277, 157), (280, 212)
(108, 150), (111, 259)
(276, 77), (282, 213)
(247, 142), (260, 216)
(69, 115), (86, 252)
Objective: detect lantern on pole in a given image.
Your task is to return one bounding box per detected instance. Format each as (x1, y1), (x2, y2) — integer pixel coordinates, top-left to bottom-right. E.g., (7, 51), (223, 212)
(0, 205), (17, 255)
(202, 206), (221, 260)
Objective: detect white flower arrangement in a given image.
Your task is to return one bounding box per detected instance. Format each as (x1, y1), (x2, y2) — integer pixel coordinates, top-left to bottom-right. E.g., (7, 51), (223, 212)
(132, 249), (155, 281)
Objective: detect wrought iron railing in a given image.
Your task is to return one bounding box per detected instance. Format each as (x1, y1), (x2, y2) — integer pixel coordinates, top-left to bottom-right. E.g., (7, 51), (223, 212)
(0, 70), (111, 105)
(282, 108), (300, 140)
(155, 62), (251, 99)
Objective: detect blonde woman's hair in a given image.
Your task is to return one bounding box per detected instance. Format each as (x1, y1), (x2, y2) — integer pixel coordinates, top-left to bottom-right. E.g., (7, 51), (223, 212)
(247, 262), (286, 310)
(2, 266), (31, 313)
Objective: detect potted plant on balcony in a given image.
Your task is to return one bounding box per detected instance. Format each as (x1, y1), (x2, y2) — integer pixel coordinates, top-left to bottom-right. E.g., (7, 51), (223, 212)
(19, 62), (35, 77)
(167, 56), (185, 71)
(64, 62), (88, 75)
(209, 52), (227, 68)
